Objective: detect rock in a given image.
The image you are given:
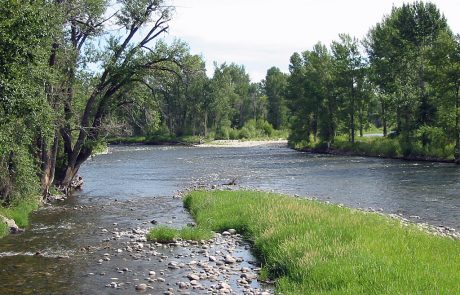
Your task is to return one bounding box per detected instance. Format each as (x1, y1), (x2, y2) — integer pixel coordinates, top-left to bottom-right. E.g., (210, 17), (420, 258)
(187, 274), (200, 281)
(178, 282), (188, 289)
(224, 255), (236, 264)
(228, 229), (237, 235)
(0, 216), (22, 234)
(241, 273), (257, 281)
(217, 282), (231, 290)
(222, 231), (231, 236)
(149, 271), (156, 276)
(209, 256), (217, 262)
(135, 283), (147, 291)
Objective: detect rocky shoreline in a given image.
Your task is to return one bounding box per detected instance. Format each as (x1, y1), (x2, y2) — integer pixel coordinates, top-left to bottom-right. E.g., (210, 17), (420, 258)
(195, 140), (287, 148)
(93, 218), (274, 294)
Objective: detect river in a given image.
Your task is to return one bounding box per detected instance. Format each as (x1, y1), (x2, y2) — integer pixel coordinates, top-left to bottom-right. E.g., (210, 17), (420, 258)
(0, 143), (459, 294)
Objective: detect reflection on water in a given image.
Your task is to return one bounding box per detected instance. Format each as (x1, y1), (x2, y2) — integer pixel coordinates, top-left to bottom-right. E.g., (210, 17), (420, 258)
(0, 144), (459, 294)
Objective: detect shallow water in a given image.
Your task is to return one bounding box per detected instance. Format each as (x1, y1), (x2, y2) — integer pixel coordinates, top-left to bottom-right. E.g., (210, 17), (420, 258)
(0, 144), (459, 294)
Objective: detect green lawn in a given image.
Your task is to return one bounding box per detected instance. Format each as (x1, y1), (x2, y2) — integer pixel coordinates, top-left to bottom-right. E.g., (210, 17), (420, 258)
(184, 190), (460, 294)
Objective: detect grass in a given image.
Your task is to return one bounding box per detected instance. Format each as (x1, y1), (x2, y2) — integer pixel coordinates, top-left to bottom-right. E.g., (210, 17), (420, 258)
(0, 196), (40, 238)
(147, 225), (213, 243)
(292, 134), (455, 161)
(184, 190), (460, 294)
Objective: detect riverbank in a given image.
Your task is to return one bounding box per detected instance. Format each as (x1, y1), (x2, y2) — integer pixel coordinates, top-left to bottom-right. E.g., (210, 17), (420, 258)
(184, 190), (460, 294)
(108, 136), (289, 148)
(107, 135), (204, 146)
(0, 196), (41, 238)
(292, 136), (458, 164)
(196, 139), (288, 148)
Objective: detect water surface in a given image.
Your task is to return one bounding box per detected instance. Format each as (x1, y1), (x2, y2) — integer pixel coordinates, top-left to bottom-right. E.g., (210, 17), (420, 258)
(0, 144), (459, 294)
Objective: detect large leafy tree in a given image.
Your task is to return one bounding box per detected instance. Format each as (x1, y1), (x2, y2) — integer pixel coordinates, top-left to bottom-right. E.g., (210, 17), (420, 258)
(264, 67), (288, 129)
(0, 1), (56, 202)
(44, 0), (185, 192)
(331, 34), (366, 143)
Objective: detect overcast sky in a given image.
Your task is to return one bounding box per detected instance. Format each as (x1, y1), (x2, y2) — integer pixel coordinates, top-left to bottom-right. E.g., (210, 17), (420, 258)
(166, 0), (460, 82)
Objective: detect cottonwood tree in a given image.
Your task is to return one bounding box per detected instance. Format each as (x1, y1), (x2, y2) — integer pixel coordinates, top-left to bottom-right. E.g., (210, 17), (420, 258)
(264, 67), (288, 130)
(41, 0), (183, 194)
(331, 34), (366, 143)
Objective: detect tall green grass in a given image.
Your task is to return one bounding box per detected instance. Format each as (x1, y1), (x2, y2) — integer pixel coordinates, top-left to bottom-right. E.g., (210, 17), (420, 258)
(0, 196), (40, 238)
(184, 190), (460, 294)
(147, 225), (213, 243)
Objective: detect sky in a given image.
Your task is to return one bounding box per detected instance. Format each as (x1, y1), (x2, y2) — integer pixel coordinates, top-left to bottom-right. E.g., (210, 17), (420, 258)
(165, 0), (460, 82)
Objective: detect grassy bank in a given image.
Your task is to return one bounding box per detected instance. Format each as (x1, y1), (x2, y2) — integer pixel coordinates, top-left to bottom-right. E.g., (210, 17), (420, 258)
(0, 196), (40, 238)
(291, 135), (455, 162)
(147, 225), (213, 243)
(184, 190), (460, 294)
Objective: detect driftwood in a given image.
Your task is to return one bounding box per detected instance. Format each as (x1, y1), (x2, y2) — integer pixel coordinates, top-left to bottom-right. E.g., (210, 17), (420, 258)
(223, 177), (238, 186)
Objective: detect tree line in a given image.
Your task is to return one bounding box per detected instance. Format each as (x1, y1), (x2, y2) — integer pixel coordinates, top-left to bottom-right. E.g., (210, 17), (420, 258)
(0, 1), (459, 206)
(0, 0), (288, 205)
(286, 2), (459, 164)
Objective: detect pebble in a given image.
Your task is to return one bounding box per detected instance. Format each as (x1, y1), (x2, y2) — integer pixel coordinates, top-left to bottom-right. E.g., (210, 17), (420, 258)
(224, 255), (236, 264)
(187, 274), (200, 281)
(135, 283), (147, 291)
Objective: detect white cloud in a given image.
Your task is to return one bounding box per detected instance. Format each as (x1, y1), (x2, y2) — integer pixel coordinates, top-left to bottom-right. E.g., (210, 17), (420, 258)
(167, 0), (460, 82)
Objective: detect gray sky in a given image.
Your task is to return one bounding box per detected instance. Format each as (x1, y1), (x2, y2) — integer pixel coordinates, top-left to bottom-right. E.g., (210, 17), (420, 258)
(167, 0), (460, 82)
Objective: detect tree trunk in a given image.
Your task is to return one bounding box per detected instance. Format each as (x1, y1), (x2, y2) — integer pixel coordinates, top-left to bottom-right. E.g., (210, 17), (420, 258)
(455, 82), (460, 164)
(381, 100), (387, 137)
(204, 110), (208, 137)
(40, 131), (59, 197)
(350, 83), (355, 143)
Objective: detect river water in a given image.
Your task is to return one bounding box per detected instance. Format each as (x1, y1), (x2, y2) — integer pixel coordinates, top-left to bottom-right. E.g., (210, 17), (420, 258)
(0, 144), (459, 294)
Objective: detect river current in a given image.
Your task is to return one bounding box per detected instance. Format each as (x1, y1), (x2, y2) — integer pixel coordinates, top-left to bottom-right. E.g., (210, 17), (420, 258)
(0, 144), (459, 294)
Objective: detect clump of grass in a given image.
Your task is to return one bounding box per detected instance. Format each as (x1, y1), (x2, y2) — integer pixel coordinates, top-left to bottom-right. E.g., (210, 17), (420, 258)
(0, 221), (7, 237)
(184, 190), (460, 294)
(0, 197), (40, 228)
(147, 226), (213, 243)
(0, 196), (40, 238)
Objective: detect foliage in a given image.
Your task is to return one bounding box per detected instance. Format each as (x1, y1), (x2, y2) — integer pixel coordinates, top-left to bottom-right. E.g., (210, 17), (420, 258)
(0, 195), (41, 235)
(185, 190), (460, 294)
(288, 1), (459, 162)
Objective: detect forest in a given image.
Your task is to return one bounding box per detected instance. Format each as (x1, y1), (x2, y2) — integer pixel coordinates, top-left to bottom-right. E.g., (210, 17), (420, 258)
(0, 0), (459, 208)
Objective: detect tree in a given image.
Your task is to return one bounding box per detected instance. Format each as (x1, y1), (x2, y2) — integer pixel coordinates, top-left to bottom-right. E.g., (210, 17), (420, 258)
(331, 34), (366, 143)
(264, 67), (288, 129)
(40, 0), (187, 193)
(0, 1), (56, 202)
(430, 32), (460, 163)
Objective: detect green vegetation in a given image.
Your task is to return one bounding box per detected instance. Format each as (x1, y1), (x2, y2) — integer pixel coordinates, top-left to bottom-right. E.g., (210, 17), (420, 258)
(184, 190), (460, 294)
(287, 2), (460, 163)
(0, 196), (40, 238)
(147, 225), (213, 243)
(293, 134), (455, 161)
